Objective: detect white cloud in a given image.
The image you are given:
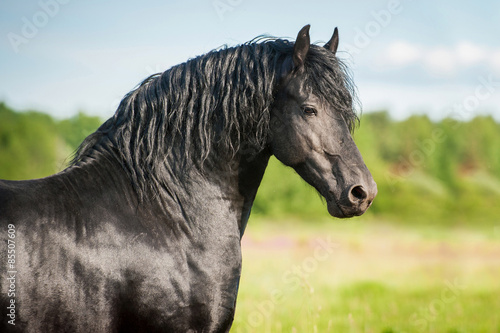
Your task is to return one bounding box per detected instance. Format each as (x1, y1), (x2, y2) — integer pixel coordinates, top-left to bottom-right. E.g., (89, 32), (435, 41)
(379, 41), (499, 76)
(424, 47), (456, 75)
(456, 41), (487, 66)
(489, 50), (500, 74)
(385, 41), (421, 66)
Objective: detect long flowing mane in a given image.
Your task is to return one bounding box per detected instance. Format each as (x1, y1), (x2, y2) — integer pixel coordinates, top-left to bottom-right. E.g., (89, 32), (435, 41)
(71, 38), (358, 197)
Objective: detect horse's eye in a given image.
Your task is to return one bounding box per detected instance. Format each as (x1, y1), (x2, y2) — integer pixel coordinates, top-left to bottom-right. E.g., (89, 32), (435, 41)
(302, 106), (317, 115)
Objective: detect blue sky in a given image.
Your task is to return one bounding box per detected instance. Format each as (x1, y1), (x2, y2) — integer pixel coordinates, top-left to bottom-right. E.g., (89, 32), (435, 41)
(1, 0), (499, 121)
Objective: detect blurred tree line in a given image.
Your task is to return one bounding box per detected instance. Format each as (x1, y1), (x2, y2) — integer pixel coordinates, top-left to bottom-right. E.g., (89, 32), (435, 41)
(0, 102), (101, 180)
(1, 102), (499, 226)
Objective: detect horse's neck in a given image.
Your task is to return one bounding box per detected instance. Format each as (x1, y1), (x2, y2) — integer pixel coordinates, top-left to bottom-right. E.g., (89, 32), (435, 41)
(152, 149), (271, 241)
(55, 149), (270, 245)
(234, 149), (271, 236)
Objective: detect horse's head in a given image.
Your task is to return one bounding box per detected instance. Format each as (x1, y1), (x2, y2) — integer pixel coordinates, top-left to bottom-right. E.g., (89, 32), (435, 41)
(269, 25), (377, 218)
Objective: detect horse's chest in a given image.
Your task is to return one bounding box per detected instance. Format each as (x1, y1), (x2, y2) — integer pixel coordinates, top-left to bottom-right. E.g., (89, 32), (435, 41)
(112, 241), (242, 331)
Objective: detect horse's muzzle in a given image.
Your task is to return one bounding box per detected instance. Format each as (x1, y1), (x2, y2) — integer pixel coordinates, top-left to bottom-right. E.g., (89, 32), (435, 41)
(328, 179), (377, 218)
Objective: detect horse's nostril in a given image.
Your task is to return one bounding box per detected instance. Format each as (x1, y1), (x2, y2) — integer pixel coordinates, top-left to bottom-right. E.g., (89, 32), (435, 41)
(350, 185), (367, 202)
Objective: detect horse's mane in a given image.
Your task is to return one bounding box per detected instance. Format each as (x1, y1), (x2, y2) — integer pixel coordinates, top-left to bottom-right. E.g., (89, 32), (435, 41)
(71, 37), (358, 197)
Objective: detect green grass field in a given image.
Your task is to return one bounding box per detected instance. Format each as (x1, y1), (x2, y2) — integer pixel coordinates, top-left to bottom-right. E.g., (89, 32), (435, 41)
(232, 219), (500, 333)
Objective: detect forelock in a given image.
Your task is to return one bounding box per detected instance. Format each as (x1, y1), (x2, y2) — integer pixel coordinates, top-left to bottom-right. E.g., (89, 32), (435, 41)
(303, 45), (360, 132)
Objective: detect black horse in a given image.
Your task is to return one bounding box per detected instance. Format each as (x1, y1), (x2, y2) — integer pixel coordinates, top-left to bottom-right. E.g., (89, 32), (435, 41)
(0, 25), (376, 332)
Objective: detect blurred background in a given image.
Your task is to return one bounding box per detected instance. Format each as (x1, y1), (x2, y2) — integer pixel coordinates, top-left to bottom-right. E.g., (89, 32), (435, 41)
(1, 0), (499, 331)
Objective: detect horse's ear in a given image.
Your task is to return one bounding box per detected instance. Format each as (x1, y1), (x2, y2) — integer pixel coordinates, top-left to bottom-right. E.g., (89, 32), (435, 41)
(293, 25), (311, 69)
(324, 27), (339, 55)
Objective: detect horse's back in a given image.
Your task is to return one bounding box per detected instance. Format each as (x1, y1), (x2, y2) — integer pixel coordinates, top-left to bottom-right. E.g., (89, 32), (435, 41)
(0, 179), (26, 224)
(0, 178), (59, 224)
